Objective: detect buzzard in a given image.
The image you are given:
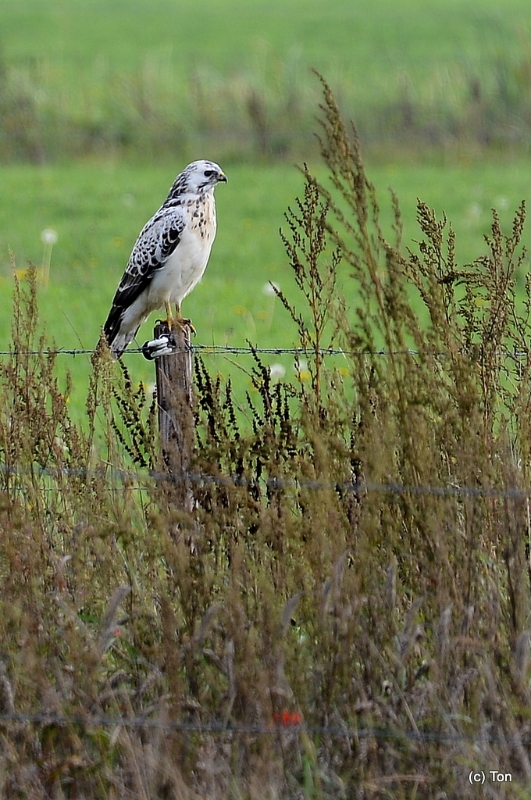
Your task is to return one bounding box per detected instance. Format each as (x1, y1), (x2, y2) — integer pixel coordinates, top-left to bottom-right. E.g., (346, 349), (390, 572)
(103, 160), (227, 357)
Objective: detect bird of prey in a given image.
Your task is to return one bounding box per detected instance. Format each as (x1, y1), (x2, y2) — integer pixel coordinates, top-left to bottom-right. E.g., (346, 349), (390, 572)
(103, 160), (227, 357)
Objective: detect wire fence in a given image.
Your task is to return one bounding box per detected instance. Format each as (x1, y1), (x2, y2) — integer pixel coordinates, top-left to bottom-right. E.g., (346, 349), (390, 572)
(1, 342), (529, 757)
(0, 710), (525, 746)
(0, 343), (529, 359)
(0, 345), (420, 358)
(1, 340), (530, 501)
(3, 462), (531, 502)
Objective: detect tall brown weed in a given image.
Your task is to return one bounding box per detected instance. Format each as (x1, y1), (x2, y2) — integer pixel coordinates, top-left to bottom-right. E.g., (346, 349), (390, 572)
(0, 81), (531, 797)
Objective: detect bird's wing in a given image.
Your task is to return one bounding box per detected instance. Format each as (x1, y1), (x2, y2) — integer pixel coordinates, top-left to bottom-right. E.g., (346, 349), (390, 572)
(104, 204), (186, 344)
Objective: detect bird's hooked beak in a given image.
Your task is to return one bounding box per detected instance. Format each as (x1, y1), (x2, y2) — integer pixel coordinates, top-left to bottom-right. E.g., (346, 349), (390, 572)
(217, 171), (228, 183)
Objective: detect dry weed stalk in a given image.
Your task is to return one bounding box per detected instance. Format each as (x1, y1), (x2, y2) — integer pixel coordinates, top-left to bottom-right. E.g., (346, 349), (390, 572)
(0, 81), (530, 797)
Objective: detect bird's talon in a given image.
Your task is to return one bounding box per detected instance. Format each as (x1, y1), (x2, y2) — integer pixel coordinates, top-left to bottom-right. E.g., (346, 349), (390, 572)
(168, 317), (195, 336)
(182, 318), (196, 335)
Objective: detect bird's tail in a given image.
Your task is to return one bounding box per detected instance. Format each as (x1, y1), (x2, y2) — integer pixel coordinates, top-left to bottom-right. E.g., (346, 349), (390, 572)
(103, 308), (136, 358)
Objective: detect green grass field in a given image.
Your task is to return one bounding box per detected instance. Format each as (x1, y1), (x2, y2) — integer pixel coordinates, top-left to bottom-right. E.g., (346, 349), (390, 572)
(2, 0), (531, 160)
(5, 0), (529, 82)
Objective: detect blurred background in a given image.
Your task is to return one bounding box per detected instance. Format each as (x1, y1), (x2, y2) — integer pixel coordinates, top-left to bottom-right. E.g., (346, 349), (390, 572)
(1, 0), (531, 408)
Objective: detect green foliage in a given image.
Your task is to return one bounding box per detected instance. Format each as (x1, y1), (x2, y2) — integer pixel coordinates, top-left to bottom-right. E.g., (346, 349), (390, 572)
(1, 80), (531, 797)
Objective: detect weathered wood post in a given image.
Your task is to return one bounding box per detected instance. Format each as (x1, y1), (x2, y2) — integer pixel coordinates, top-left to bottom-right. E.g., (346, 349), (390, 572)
(153, 320), (194, 512)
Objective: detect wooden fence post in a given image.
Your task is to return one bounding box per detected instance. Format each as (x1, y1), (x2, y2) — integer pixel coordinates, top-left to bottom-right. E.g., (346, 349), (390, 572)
(153, 320), (194, 512)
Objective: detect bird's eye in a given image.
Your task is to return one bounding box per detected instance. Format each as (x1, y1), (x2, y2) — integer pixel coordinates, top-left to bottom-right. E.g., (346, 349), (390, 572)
(204, 170), (214, 178)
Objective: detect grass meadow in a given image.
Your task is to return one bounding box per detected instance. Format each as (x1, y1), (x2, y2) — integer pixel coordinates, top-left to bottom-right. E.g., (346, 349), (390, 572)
(2, 0), (531, 796)
(3, 0), (531, 160)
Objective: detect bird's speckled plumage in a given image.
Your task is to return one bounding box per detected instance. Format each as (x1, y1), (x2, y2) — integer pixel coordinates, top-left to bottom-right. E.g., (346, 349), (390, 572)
(103, 159), (227, 357)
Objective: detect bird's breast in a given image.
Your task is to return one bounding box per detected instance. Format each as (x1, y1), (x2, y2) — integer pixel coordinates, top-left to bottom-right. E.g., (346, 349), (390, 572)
(188, 193), (217, 240)
(148, 195), (217, 307)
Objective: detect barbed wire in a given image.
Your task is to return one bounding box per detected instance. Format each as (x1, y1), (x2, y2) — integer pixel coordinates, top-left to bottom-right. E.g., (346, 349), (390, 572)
(0, 345), (417, 358)
(0, 344), (528, 359)
(0, 709), (525, 746)
(3, 462), (531, 501)
(1, 341), (529, 501)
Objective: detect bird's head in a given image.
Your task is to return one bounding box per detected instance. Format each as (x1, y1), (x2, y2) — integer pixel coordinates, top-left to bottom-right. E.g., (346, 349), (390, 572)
(180, 160), (228, 194)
